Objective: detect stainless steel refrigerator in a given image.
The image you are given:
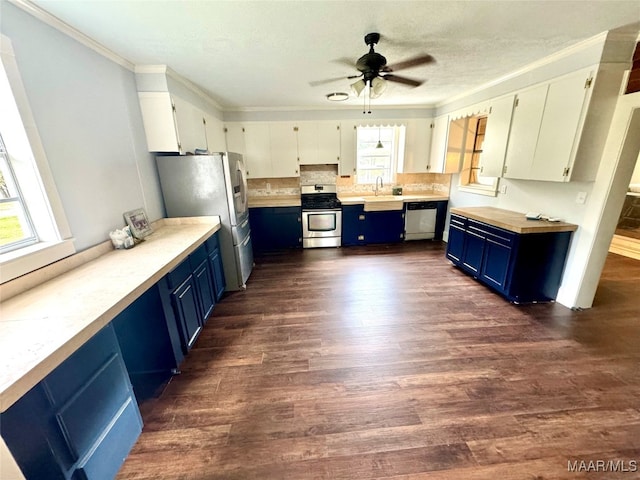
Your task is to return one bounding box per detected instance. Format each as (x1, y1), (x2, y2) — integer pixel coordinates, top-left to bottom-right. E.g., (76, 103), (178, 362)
(156, 152), (253, 290)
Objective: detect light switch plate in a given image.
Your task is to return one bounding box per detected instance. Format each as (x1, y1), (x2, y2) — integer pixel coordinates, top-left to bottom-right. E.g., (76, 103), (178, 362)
(576, 191), (587, 204)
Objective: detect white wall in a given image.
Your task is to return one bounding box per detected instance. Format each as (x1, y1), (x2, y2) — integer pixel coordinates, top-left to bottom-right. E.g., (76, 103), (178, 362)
(1, 3), (164, 251)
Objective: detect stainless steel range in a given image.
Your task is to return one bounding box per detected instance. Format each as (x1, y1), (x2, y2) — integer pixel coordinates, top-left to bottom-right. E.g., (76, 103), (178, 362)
(301, 184), (342, 248)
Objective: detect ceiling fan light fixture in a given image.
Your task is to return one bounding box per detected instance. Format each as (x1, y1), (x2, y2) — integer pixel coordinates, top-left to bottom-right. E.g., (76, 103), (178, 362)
(326, 92), (349, 101)
(370, 76), (387, 99)
(350, 79), (366, 97)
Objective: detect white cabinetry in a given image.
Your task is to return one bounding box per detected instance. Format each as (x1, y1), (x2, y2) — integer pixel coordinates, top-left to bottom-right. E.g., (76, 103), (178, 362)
(478, 95), (516, 177)
(243, 123), (271, 179)
(296, 121), (341, 165)
(138, 92), (207, 153)
(316, 122), (341, 164)
(203, 114), (226, 153)
(268, 123), (299, 177)
(223, 124), (246, 155)
(428, 115), (451, 173)
(503, 67), (594, 182)
(401, 118), (433, 173)
(339, 121), (358, 176)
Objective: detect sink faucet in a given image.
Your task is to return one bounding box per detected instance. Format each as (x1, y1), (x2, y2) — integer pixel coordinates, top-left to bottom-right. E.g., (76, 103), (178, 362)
(374, 176), (384, 196)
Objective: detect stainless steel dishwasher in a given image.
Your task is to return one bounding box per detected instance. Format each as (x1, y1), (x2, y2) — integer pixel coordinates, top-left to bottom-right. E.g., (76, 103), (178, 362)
(404, 201), (438, 240)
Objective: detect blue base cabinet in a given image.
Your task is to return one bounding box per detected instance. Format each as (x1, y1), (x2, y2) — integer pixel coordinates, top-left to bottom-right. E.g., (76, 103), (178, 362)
(342, 205), (367, 246)
(342, 205), (405, 245)
(249, 207), (302, 252)
(112, 286), (183, 402)
(365, 210), (405, 244)
(159, 232), (226, 354)
(446, 213), (573, 303)
(1, 324), (142, 480)
(206, 233), (226, 301)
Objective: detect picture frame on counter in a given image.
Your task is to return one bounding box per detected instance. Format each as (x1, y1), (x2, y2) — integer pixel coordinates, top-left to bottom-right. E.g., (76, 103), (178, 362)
(123, 208), (153, 239)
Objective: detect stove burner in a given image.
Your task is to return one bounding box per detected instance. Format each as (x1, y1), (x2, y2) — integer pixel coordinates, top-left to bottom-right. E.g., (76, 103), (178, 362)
(301, 184), (341, 210)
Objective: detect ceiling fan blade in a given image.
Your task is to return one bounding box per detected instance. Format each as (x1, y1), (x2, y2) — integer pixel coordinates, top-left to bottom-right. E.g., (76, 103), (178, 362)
(309, 76), (348, 87)
(334, 57), (357, 68)
(385, 54), (435, 72)
(382, 74), (423, 87)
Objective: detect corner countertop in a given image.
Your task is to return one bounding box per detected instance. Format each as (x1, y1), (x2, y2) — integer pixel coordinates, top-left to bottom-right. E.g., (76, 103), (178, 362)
(450, 206), (578, 234)
(0, 216), (221, 413)
(248, 196), (301, 208)
(339, 193), (449, 205)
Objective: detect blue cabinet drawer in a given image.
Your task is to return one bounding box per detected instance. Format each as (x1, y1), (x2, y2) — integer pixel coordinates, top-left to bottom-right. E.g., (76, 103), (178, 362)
(188, 244), (208, 271)
(44, 326), (121, 406)
(467, 219), (516, 247)
(54, 354), (132, 459)
(77, 397), (142, 480)
(205, 232), (219, 252)
(449, 213), (466, 229)
(166, 259), (192, 290)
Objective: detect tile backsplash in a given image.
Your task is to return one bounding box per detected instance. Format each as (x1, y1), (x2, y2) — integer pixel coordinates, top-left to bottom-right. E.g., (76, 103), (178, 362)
(248, 165), (451, 197)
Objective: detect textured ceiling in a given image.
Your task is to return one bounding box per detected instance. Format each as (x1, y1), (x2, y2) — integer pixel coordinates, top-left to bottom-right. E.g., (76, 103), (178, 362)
(28, 0), (640, 111)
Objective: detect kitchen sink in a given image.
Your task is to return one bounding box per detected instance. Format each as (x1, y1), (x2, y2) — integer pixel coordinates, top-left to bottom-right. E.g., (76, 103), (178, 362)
(363, 196), (404, 211)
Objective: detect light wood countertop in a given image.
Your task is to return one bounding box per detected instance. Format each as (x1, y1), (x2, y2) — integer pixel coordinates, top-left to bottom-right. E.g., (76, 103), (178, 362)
(0, 217), (221, 413)
(450, 206), (578, 234)
(248, 196), (301, 208)
(339, 193), (449, 205)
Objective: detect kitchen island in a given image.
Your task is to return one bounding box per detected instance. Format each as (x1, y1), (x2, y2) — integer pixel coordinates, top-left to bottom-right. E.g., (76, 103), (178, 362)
(447, 206), (578, 303)
(0, 216), (221, 479)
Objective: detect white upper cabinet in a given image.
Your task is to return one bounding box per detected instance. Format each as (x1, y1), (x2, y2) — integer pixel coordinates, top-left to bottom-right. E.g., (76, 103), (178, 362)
(295, 122), (318, 165)
(269, 123), (299, 177)
(171, 96), (208, 153)
(478, 95), (515, 178)
(137, 92), (208, 154)
(203, 114), (226, 153)
(503, 67), (595, 182)
(503, 83), (549, 180)
(137, 92), (179, 152)
(529, 68), (594, 182)
(316, 122), (341, 164)
(339, 121), (358, 176)
(428, 115), (448, 173)
(223, 123), (246, 155)
(401, 118), (433, 173)
(296, 121), (341, 165)
(242, 123), (271, 179)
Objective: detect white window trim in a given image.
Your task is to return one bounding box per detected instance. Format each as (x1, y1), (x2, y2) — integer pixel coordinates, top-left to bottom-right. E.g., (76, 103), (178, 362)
(0, 34), (75, 283)
(356, 124), (406, 185)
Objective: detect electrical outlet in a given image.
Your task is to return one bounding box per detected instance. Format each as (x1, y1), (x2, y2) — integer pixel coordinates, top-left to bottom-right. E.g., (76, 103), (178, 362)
(576, 191), (587, 204)
(500, 184), (507, 195)
(266, 182), (271, 192)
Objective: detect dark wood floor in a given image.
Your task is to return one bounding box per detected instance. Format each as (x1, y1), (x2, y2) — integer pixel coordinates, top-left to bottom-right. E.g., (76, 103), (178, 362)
(117, 242), (640, 480)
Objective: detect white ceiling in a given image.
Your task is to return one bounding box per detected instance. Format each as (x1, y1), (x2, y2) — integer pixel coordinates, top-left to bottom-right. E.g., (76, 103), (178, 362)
(29, 0), (640, 111)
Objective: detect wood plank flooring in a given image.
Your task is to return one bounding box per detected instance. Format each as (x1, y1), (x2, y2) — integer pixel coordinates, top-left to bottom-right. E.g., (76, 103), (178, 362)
(117, 242), (640, 479)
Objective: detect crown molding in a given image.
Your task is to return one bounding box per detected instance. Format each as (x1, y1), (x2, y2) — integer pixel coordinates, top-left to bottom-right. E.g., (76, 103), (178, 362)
(437, 31), (609, 109)
(8, 0), (134, 71)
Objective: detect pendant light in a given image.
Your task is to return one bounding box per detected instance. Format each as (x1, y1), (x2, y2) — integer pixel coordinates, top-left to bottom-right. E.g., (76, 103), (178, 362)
(376, 127), (384, 149)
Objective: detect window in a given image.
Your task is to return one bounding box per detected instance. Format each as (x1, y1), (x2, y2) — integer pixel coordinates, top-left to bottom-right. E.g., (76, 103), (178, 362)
(0, 133), (37, 253)
(458, 115), (499, 196)
(356, 125), (406, 184)
(1, 34), (75, 284)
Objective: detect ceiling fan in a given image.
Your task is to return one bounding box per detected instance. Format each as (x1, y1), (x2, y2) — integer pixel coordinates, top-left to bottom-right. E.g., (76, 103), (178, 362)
(311, 32), (435, 98)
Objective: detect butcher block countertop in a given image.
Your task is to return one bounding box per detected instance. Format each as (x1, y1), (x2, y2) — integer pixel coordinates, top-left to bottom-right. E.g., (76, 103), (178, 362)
(248, 196), (301, 208)
(339, 193), (449, 205)
(0, 216), (221, 413)
(450, 206), (578, 234)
